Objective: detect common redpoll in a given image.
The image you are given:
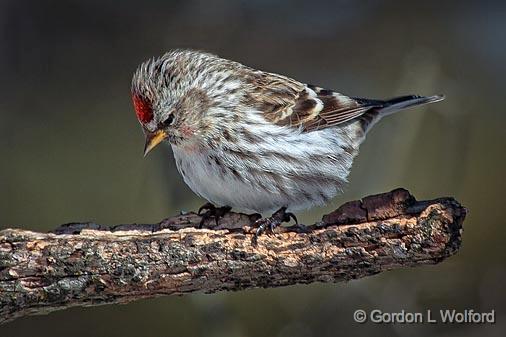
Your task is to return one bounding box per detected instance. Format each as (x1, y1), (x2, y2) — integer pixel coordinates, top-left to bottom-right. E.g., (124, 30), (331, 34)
(131, 49), (443, 234)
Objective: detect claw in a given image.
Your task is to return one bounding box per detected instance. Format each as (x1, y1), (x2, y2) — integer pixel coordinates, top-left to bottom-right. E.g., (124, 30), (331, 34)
(287, 212), (298, 225)
(198, 202), (215, 215)
(252, 207), (299, 244)
(198, 216), (207, 229)
(198, 203), (232, 228)
(214, 206), (232, 226)
(255, 225), (265, 238)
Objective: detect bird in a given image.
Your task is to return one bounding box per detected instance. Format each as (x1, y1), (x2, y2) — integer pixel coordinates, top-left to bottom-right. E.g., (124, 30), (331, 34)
(131, 49), (444, 237)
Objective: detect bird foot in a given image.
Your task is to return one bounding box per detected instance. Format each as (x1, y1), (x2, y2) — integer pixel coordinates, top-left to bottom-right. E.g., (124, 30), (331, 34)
(198, 202), (232, 228)
(253, 207), (298, 243)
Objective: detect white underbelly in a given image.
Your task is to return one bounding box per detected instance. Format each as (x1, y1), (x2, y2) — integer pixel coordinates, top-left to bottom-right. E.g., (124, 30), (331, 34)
(171, 144), (348, 214)
(169, 121), (363, 214)
(172, 146), (286, 213)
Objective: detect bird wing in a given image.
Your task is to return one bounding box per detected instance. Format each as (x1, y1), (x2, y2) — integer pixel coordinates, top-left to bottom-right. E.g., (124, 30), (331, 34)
(245, 71), (382, 132)
(293, 84), (384, 132)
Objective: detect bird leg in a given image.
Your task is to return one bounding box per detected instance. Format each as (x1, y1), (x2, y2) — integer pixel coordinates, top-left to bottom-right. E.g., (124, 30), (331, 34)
(253, 207), (298, 242)
(198, 202), (232, 228)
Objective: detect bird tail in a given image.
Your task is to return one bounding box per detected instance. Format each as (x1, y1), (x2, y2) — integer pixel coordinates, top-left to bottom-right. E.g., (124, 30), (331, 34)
(378, 94), (445, 117)
(357, 94), (445, 134)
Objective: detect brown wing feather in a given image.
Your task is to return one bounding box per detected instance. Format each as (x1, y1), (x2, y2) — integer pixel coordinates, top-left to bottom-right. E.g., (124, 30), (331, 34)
(240, 70), (304, 125)
(300, 85), (384, 132)
(244, 70), (382, 132)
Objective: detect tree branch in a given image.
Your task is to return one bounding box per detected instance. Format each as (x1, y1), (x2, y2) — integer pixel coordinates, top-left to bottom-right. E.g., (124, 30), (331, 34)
(0, 188), (466, 325)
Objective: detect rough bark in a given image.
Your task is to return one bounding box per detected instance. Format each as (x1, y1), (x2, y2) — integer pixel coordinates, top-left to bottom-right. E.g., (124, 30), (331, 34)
(0, 189), (466, 325)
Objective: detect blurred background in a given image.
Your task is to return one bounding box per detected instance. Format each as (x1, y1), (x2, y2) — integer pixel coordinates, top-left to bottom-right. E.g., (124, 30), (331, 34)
(1, 0), (505, 336)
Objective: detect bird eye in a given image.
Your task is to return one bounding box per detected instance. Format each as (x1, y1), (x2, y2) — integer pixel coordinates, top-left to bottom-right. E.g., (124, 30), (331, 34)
(162, 114), (174, 127)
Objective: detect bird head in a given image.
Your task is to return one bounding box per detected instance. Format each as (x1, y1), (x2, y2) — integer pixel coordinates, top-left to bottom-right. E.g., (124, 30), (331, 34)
(131, 50), (226, 156)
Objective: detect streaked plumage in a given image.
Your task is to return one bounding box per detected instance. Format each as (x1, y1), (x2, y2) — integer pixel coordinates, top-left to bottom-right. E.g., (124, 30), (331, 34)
(132, 49), (443, 214)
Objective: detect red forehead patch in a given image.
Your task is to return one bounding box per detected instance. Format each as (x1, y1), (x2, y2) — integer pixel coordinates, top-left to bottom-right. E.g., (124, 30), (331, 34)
(132, 95), (153, 124)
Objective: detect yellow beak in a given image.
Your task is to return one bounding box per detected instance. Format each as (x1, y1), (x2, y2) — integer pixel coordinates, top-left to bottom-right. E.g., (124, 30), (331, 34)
(143, 130), (167, 157)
